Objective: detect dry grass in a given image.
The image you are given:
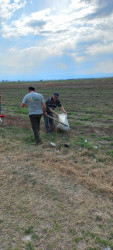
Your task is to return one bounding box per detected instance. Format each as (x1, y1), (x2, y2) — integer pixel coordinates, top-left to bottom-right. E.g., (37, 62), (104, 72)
(1, 134), (113, 249)
(3, 115), (31, 129)
(2, 115), (113, 198)
(1, 79), (113, 249)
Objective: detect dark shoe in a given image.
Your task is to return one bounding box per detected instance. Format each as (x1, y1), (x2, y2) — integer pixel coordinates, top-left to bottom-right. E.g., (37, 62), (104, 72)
(32, 140), (42, 146)
(36, 140), (42, 145)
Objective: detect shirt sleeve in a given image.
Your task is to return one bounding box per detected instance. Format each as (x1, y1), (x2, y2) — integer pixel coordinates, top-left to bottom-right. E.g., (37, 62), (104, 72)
(46, 98), (51, 108)
(57, 100), (61, 107)
(22, 95), (27, 104)
(40, 94), (45, 103)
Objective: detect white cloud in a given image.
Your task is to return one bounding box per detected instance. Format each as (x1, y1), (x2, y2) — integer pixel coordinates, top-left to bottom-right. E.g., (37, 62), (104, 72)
(1, 0), (112, 56)
(1, 0), (112, 58)
(14, 0), (21, 3)
(85, 42), (113, 56)
(0, 0), (113, 78)
(0, 0), (97, 38)
(90, 60), (113, 74)
(1, 8), (51, 38)
(0, 45), (63, 74)
(44, 0), (70, 12)
(68, 0), (96, 15)
(70, 53), (85, 63)
(0, 0), (26, 20)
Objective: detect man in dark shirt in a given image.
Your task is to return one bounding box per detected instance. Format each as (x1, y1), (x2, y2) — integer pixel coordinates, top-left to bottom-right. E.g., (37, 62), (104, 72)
(44, 93), (67, 133)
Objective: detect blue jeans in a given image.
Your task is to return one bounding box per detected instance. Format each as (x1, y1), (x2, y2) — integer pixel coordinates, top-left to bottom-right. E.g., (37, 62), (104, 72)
(44, 113), (54, 132)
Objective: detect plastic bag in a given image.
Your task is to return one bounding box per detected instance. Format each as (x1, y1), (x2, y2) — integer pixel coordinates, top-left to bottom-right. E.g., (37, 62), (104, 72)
(57, 113), (70, 131)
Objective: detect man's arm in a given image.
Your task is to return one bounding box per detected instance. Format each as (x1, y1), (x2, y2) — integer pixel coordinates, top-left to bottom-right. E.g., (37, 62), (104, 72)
(46, 98), (58, 117)
(48, 108), (58, 117)
(60, 106), (67, 114)
(21, 95), (27, 108)
(42, 102), (47, 116)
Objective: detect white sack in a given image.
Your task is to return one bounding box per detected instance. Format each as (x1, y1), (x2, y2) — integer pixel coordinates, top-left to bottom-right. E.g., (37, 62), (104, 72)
(57, 113), (70, 131)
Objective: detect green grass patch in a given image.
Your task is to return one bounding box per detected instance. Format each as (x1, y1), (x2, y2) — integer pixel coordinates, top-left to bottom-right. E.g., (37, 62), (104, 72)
(24, 226), (34, 235)
(106, 150), (113, 158)
(95, 237), (113, 248)
(26, 242), (34, 250)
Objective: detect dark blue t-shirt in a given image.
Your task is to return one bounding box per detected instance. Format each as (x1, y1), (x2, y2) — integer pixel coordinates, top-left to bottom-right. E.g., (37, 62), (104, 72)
(46, 97), (61, 114)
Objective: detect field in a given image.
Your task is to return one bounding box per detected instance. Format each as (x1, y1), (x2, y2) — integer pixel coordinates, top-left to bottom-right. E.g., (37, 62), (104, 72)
(1, 78), (113, 250)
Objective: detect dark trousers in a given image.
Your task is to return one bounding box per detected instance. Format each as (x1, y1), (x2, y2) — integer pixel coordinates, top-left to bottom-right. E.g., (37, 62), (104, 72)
(44, 113), (55, 132)
(29, 114), (42, 142)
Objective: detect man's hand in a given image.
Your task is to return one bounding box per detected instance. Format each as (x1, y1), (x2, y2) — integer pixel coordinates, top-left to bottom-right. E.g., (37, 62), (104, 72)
(21, 103), (25, 107)
(43, 111), (47, 116)
(60, 106), (67, 114)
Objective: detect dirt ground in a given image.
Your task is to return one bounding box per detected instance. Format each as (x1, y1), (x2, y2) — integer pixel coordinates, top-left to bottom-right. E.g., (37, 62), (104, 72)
(1, 134), (113, 250)
(1, 79), (113, 249)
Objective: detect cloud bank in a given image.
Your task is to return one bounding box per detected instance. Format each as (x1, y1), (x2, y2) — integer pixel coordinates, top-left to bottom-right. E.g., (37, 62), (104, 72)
(0, 0), (113, 80)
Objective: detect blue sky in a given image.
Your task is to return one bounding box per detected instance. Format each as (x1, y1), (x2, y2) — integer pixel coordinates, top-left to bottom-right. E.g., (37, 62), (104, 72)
(0, 0), (113, 81)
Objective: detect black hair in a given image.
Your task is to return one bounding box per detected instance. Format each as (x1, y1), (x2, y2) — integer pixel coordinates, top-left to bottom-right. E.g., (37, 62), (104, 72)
(28, 86), (35, 91)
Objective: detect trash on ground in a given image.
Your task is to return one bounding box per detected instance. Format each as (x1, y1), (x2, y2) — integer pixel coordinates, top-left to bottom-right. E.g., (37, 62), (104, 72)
(94, 145), (98, 149)
(104, 247), (110, 250)
(64, 144), (69, 148)
(22, 235), (32, 242)
(0, 118), (2, 123)
(85, 139), (87, 143)
(50, 142), (56, 147)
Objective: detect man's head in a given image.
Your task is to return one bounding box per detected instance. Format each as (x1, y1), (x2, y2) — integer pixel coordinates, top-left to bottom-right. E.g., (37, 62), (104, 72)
(28, 86), (35, 92)
(53, 92), (59, 102)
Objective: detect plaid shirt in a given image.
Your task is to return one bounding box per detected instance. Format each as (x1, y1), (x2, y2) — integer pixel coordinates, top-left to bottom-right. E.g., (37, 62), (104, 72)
(46, 97), (61, 114)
